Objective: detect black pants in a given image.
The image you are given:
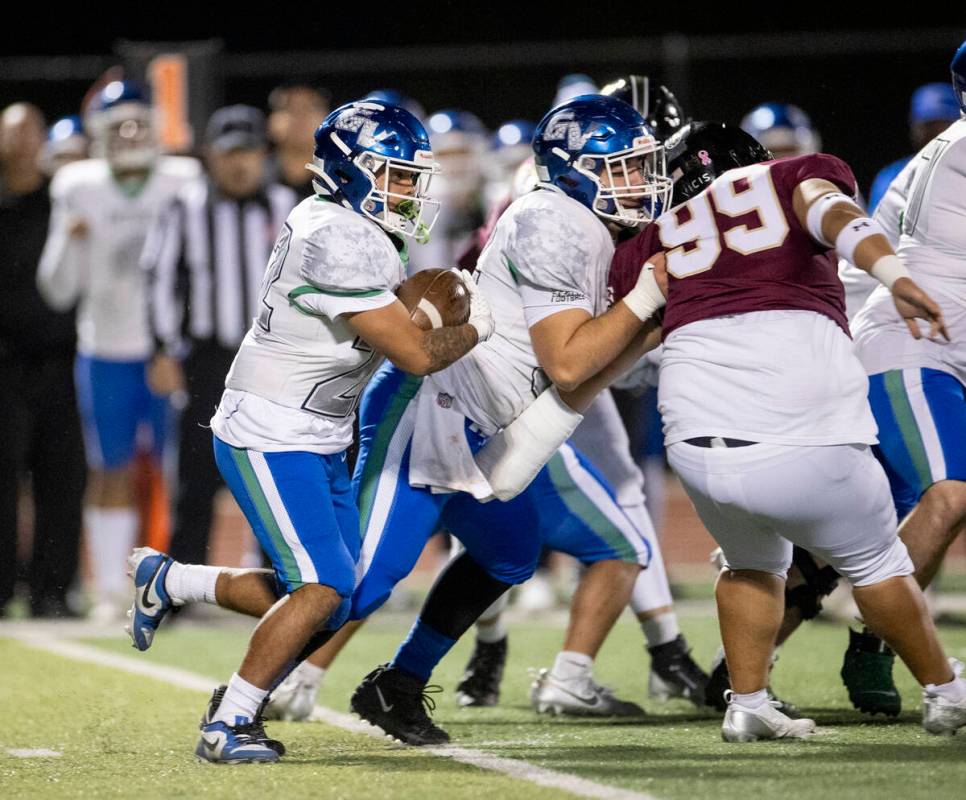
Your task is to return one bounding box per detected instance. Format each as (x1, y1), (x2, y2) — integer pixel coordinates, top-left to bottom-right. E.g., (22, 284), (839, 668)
(0, 354), (86, 610)
(167, 344), (237, 566)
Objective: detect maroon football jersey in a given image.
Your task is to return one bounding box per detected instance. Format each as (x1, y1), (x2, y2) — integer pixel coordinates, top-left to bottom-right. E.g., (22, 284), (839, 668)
(610, 154), (856, 339)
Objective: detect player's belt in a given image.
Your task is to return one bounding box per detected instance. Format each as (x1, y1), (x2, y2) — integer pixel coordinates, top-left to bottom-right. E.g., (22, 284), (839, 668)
(685, 436), (757, 448)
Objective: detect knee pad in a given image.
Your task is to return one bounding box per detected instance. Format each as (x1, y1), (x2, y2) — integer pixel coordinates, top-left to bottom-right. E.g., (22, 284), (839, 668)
(848, 538), (915, 587)
(325, 595), (352, 631)
(785, 547), (841, 620)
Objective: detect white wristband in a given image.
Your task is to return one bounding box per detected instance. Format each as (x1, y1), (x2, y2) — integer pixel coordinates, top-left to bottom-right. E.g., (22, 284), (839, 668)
(834, 216), (887, 266)
(869, 254), (910, 289)
(621, 266), (666, 322)
(805, 191), (854, 248)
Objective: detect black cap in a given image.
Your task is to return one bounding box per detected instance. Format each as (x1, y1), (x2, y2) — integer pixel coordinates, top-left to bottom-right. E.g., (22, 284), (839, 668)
(205, 105), (267, 151)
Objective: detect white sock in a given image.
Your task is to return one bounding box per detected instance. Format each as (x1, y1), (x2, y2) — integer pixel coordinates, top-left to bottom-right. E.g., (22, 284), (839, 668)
(213, 673), (268, 726)
(291, 660), (325, 689)
(164, 562), (221, 606)
(552, 650), (593, 681)
(85, 507), (139, 597)
(641, 611), (681, 648)
(926, 676), (966, 703)
(476, 615), (507, 644)
(732, 689), (768, 709)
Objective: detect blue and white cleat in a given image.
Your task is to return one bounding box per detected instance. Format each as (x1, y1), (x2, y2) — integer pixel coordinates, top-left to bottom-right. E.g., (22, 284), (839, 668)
(125, 547), (175, 651)
(195, 719), (280, 764)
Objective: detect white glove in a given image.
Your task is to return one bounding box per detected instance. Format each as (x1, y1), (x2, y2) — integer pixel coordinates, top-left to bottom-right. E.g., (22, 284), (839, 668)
(475, 386), (583, 501)
(621, 261), (666, 322)
(460, 268), (495, 342)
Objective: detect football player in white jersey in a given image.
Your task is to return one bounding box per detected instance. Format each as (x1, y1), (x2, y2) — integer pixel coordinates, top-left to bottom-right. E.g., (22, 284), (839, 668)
(37, 82), (200, 620)
(840, 41), (966, 717)
(125, 100), (494, 763)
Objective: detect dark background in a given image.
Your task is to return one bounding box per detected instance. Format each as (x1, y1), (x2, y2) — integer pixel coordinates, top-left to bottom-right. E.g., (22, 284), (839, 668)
(2, 7), (963, 194)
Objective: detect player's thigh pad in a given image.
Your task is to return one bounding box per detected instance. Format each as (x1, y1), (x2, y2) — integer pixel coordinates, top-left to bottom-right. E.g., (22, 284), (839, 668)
(534, 443), (651, 567)
(213, 437), (357, 598)
(869, 368), (966, 518)
(667, 442), (794, 576)
(74, 355), (153, 469)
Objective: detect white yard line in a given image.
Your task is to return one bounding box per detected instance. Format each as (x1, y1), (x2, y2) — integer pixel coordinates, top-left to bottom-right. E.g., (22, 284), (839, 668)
(6, 628), (657, 800)
(6, 749), (62, 758)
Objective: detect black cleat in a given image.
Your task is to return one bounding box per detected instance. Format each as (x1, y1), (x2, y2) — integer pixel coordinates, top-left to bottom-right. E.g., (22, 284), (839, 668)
(647, 635), (709, 707)
(841, 627), (901, 717)
(704, 649), (802, 718)
(202, 684), (287, 756)
(351, 664), (450, 746)
(455, 637), (508, 707)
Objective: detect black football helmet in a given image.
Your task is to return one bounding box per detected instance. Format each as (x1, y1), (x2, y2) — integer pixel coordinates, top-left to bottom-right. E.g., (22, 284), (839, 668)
(664, 121), (773, 207)
(600, 75), (688, 142)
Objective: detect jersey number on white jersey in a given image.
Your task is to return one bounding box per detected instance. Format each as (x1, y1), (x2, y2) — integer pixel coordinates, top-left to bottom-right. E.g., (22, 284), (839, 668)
(302, 338), (381, 418)
(659, 164), (789, 278)
(257, 223), (293, 332)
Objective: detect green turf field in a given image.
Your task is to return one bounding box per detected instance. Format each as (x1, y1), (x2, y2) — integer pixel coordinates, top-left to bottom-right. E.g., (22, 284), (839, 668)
(3, 611), (966, 799)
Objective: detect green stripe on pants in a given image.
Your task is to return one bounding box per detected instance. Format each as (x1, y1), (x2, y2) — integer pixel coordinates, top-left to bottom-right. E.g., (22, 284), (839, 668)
(357, 374), (423, 538)
(883, 370), (933, 492)
(230, 446), (302, 585)
(546, 451), (637, 563)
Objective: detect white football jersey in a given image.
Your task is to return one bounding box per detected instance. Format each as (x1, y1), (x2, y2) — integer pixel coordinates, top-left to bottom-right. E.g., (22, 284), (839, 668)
(38, 156), (200, 359)
(211, 197), (405, 453)
(852, 118), (966, 384)
(429, 187), (615, 435)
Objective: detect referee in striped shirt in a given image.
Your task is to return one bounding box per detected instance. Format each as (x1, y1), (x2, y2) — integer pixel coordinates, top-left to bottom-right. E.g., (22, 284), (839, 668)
(143, 105), (296, 566)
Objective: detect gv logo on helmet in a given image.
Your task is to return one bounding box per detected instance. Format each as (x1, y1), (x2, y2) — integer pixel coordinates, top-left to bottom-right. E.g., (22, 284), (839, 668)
(336, 110), (380, 147)
(542, 111), (594, 151)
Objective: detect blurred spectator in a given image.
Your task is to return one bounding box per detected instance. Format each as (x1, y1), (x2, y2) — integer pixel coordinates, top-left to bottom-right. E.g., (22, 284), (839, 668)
(267, 83), (330, 198)
(40, 115), (88, 178)
(144, 105), (297, 567)
(740, 102), (821, 158)
(0, 103), (86, 617)
(868, 82), (961, 211)
(37, 81), (200, 620)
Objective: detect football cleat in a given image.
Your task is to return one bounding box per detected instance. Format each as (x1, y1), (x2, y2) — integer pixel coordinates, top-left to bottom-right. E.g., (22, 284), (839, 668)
(195, 719), (280, 764)
(922, 659), (966, 736)
(841, 627), (901, 717)
(705, 647), (802, 717)
(350, 664), (450, 746)
(721, 691), (816, 742)
(529, 667), (644, 717)
(647, 635), (709, 707)
(202, 685), (286, 756)
(125, 547), (175, 651)
(263, 672), (318, 722)
(455, 637), (508, 708)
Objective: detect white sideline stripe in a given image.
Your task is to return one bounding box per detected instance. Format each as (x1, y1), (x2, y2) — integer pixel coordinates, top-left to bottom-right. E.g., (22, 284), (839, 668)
(6, 749), (62, 758)
(8, 631), (656, 800)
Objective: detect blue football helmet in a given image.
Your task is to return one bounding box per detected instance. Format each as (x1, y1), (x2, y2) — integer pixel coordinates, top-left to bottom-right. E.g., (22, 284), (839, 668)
(952, 39), (966, 115)
(740, 102), (820, 157)
(85, 80), (157, 170)
(909, 83), (960, 124)
(307, 100), (441, 242)
(532, 94), (672, 226)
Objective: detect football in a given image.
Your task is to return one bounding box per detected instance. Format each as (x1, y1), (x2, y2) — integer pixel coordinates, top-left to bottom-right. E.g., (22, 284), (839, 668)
(396, 268), (471, 330)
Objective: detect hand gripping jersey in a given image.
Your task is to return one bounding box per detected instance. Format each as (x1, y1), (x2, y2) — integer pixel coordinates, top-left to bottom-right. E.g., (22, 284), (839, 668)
(38, 156), (200, 359)
(611, 154), (877, 447)
(852, 119), (966, 385)
(211, 197), (405, 454)
(429, 186), (614, 435)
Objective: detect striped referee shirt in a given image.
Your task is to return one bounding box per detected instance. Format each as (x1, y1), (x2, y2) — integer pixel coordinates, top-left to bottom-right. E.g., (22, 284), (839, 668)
(143, 178), (297, 355)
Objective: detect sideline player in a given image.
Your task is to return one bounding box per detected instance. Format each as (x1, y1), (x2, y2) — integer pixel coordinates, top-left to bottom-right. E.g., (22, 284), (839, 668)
(842, 40), (966, 717)
(37, 82), (199, 620)
(126, 100), (494, 763)
(611, 120), (966, 741)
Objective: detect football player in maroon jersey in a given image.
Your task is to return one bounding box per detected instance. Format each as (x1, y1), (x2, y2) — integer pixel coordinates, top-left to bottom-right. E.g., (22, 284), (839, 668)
(611, 121), (966, 741)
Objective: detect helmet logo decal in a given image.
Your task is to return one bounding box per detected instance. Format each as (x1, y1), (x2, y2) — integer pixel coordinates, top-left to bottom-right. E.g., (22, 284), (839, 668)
(698, 149), (712, 166)
(542, 111), (594, 150)
(335, 110), (380, 147)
